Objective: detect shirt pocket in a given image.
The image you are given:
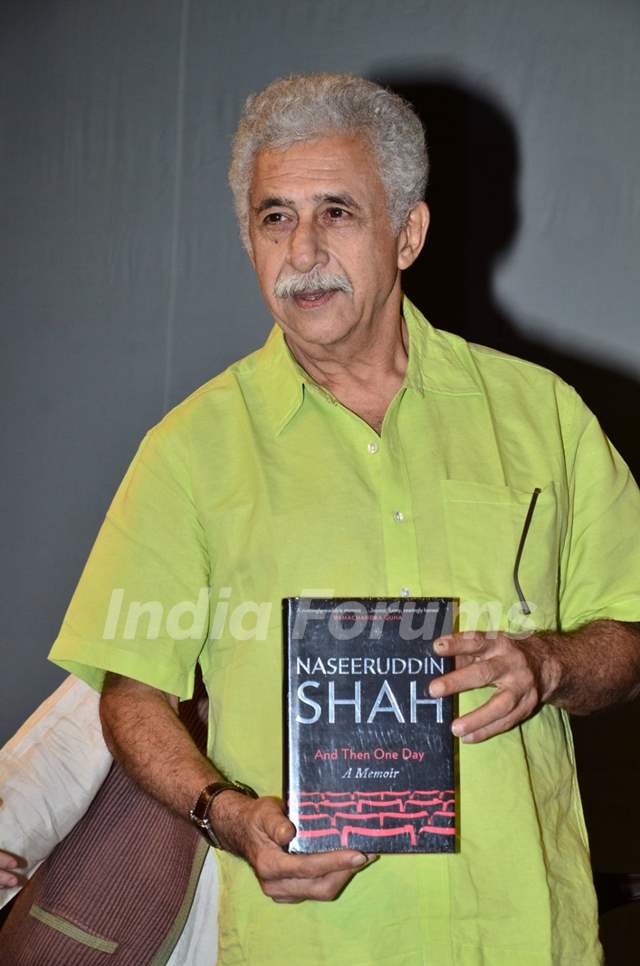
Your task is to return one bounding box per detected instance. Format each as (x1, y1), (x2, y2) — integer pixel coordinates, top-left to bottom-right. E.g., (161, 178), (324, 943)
(442, 479), (560, 633)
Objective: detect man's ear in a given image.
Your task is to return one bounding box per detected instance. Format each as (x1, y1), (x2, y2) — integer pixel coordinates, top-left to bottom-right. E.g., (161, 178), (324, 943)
(245, 231), (256, 266)
(396, 201), (429, 270)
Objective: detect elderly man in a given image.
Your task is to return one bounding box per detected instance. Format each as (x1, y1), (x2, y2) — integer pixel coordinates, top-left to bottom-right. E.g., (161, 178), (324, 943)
(8, 74), (640, 964)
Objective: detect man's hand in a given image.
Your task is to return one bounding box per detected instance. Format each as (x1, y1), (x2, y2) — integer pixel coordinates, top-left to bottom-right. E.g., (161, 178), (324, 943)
(428, 631), (558, 743)
(210, 791), (374, 902)
(0, 850), (21, 889)
(100, 674), (375, 902)
(429, 620), (640, 742)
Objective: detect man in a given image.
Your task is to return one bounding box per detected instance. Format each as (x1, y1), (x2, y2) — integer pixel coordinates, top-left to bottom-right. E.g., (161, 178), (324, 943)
(22, 74), (640, 962)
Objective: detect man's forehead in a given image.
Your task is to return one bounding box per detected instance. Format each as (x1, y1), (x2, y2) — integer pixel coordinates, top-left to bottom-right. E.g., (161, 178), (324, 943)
(249, 133), (380, 205)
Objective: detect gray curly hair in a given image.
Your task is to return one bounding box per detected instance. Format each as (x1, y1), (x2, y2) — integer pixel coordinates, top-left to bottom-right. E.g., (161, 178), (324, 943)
(229, 73), (428, 251)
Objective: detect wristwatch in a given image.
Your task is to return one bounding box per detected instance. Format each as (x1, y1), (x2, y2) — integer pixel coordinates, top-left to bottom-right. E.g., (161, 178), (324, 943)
(189, 780), (258, 849)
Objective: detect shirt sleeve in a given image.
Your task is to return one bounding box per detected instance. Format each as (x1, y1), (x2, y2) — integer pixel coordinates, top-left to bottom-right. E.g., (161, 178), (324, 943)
(48, 416), (211, 698)
(559, 387), (640, 631)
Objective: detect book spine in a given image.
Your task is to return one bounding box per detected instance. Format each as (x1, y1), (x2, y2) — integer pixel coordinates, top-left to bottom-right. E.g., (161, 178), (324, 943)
(283, 599), (299, 845)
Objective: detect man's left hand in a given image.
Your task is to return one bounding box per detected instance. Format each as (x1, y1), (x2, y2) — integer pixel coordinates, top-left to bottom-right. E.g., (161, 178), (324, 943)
(428, 631), (560, 743)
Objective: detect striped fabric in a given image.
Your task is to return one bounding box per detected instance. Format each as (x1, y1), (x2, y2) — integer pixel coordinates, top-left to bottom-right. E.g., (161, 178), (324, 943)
(0, 689), (210, 965)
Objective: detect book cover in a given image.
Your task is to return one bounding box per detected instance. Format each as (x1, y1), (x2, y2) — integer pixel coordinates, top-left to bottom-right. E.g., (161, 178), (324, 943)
(283, 596), (456, 854)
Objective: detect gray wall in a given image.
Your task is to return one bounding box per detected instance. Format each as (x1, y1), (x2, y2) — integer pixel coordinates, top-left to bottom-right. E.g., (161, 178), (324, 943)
(1, 0), (639, 943)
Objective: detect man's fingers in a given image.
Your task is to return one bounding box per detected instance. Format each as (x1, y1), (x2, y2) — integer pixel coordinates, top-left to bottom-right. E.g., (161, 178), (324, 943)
(429, 631), (546, 741)
(254, 847), (376, 903)
(239, 797), (374, 902)
(430, 657), (502, 698)
(434, 632), (488, 657)
(287, 850), (370, 879)
(455, 706), (530, 743)
(255, 801), (373, 880)
(452, 690), (535, 742)
(261, 866), (364, 903)
(257, 847), (370, 883)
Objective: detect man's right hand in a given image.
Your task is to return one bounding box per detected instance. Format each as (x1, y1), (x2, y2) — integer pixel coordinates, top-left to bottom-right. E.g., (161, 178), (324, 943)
(100, 676), (375, 901)
(0, 851), (20, 889)
(211, 792), (375, 902)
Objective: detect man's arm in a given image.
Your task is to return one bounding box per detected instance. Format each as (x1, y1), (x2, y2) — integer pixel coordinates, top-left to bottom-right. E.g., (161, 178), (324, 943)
(100, 673), (374, 902)
(430, 619), (640, 743)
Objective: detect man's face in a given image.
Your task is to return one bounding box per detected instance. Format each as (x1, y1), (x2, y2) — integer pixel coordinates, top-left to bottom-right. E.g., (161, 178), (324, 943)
(247, 133), (409, 350)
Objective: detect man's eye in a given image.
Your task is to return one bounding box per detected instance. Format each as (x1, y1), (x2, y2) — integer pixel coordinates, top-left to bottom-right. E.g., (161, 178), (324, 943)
(263, 212), (288, 225)
(326, 207), (348, 219)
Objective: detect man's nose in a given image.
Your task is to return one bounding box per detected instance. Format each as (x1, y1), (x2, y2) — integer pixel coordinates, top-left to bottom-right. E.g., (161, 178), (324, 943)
(288, 219), (328, 273)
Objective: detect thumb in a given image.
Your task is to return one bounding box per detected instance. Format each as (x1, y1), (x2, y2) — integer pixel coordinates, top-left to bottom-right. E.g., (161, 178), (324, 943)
(260, 801), (296, 846)
(273, 819), (296, 847)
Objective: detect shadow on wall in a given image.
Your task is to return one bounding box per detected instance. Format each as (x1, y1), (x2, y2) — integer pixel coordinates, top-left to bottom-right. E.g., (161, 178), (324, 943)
(376, 73), (640, 482)
(375, 70), (640, 956)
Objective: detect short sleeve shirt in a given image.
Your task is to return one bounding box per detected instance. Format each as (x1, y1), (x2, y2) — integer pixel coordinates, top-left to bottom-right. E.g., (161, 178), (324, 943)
(50, 298), (640, 965)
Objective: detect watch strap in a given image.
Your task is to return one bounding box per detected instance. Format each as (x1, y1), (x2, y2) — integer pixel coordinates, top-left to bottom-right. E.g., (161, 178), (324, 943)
(189, 780), (258, 849)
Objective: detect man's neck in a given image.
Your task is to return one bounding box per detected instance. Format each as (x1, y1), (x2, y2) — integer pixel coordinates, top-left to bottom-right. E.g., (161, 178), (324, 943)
(284, 311), (409, 435)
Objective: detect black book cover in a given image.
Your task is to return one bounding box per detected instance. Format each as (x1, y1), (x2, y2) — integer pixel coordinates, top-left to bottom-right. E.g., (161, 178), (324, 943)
(283, 597), (456, 854)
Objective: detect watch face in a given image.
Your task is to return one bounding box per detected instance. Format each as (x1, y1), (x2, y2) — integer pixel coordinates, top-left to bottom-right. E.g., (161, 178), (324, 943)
(190, 783), (234, 848)
(189, 810), (219, 846)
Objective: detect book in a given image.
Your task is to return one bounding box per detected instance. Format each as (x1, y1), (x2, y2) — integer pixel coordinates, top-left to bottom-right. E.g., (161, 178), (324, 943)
(283, 596), (456, 854)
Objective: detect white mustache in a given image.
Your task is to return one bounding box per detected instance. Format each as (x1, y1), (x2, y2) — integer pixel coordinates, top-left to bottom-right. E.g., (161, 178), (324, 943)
(274, 266), (353, 299)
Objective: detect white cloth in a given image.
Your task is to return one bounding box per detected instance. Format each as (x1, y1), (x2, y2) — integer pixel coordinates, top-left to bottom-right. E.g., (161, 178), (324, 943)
(171, 849), (218, 966)
(0, 676), (111, 906)
(0, 675), (218, 965)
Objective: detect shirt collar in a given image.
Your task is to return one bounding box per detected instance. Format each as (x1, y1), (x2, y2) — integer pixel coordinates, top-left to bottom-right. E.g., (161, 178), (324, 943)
(255, 295), (482, 436)
(254, 325), (306, 436)
(401, 296), (482, 396)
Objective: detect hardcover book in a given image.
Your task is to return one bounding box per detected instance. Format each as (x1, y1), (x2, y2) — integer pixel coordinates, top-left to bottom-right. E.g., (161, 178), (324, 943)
(283, 596), (456, 854)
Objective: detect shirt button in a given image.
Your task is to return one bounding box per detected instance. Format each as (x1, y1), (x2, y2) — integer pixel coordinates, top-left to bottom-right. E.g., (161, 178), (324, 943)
(400, 587), (411, 597)
(367, 441), (379, 454)
(393, 511), (405, 523)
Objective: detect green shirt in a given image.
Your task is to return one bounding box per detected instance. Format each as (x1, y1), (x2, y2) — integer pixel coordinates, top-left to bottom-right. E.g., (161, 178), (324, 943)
(51, 298), (640, 965)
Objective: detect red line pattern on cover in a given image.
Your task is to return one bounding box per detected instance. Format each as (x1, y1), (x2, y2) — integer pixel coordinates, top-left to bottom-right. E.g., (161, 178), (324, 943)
(292, 789), (455, 849)
(341, 824), (417, 847)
